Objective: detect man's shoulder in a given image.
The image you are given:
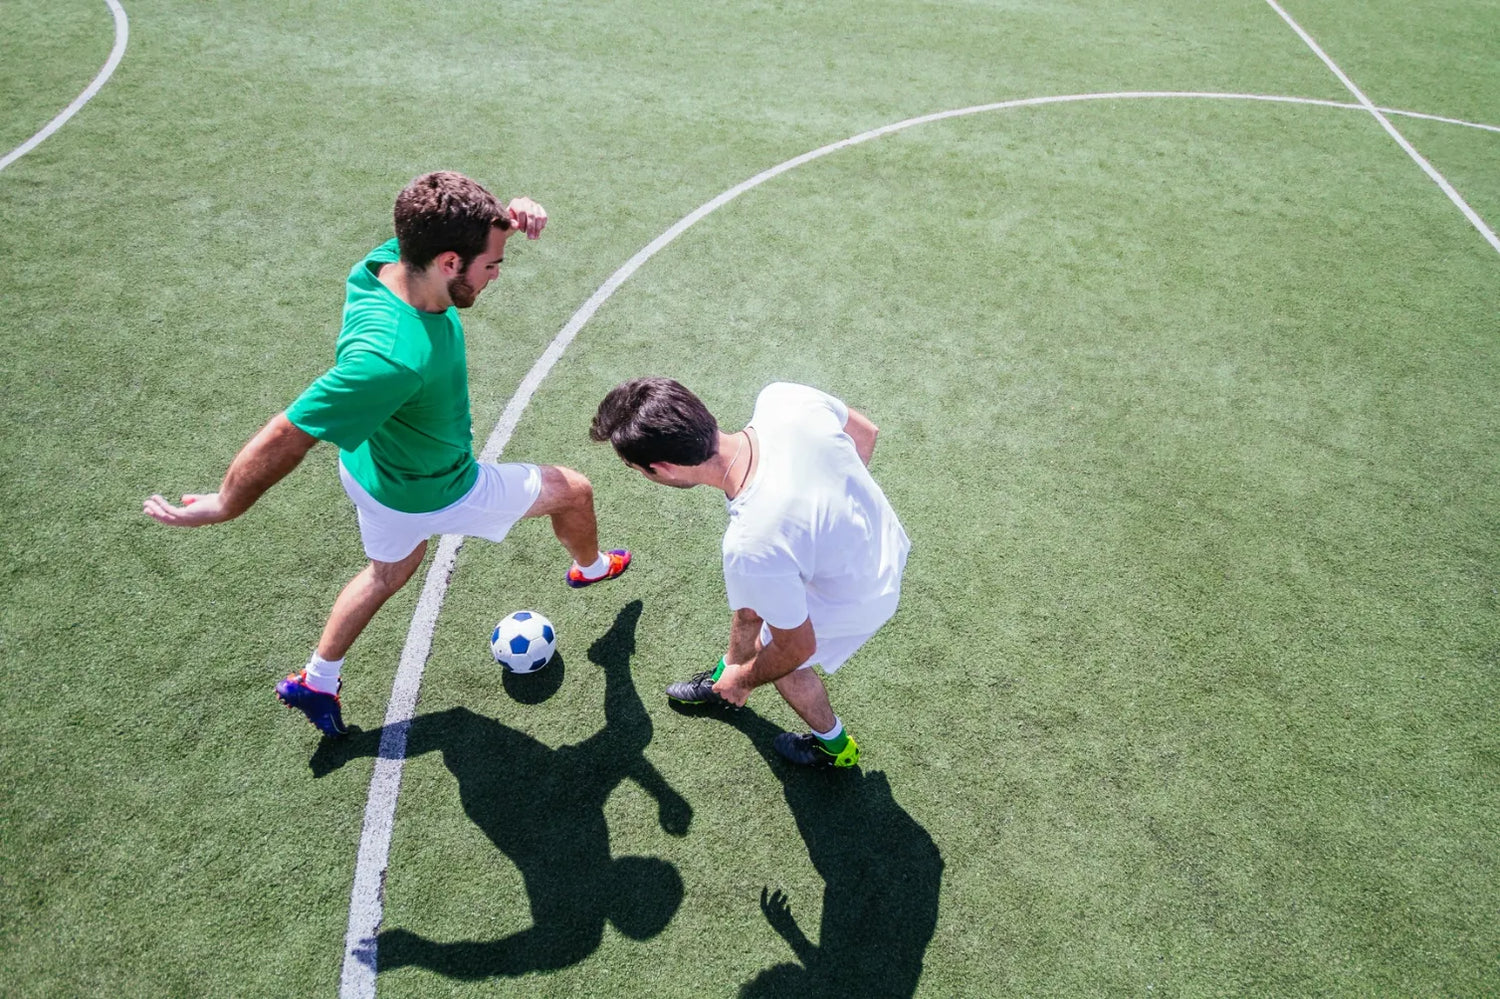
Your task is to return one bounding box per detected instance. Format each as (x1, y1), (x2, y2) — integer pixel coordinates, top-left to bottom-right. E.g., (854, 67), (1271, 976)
(753, 382), (845, 424)
(755, 381), (815, 407)
(337, 300), (405, 358)
(338, 291), (449, 375)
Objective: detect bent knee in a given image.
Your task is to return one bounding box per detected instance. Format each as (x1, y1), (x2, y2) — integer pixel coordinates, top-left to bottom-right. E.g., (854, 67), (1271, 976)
(532, 465), (594, 515)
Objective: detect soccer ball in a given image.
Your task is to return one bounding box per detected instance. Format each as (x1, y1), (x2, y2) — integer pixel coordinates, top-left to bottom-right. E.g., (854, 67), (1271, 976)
(490, 610), (557, 674)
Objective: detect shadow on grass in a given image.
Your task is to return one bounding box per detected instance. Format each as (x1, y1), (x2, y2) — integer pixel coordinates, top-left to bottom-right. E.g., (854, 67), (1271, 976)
(723, 709), (945, 998)
(311, 599), (692, 979)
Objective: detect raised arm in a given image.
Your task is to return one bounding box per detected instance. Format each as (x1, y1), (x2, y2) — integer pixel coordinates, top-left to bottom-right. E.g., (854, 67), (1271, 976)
(143, 412), (318, 526)
(844, 406), (879, 467)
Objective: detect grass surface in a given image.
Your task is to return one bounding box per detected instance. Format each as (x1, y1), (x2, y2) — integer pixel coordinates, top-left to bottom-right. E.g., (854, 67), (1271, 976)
(1, 1), (1496, 996)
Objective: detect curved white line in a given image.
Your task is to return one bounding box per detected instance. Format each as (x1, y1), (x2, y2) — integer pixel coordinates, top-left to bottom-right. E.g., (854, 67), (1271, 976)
(339, 88), (1500, 997)
(1379, 107), (1500, 136)
(0, 0), (129, 173)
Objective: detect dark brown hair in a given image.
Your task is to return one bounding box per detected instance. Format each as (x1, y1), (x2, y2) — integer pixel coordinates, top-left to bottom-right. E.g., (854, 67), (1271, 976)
(590, 378), (720, 467)
(392, 171), (512, 270)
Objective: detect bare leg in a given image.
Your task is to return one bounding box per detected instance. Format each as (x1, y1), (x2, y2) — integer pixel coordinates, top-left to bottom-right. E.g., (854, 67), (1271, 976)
(523, 465), (600, 566)
(773, 667), (838, 733)
(316, 541), (428, 660)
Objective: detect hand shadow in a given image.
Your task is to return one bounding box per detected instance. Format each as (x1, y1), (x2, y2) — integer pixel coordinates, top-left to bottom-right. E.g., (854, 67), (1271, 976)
(725, 710), (945, 999)
(312, 599), (691, 979)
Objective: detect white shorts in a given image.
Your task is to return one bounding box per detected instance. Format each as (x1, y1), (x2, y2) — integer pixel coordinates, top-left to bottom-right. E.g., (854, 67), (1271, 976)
(758, 622), (880, 674)
(339, 460), (543, 563)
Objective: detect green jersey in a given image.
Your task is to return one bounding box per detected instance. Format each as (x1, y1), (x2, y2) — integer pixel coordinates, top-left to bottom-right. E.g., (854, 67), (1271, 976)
(286, 239), (479, 513)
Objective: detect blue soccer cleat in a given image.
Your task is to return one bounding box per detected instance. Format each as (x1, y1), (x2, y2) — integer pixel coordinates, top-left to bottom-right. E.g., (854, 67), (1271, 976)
(276, 669), (347, 737)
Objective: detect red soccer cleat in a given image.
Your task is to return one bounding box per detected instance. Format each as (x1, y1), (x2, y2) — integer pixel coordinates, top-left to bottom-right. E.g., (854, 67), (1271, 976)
(566, 549), (632, 588)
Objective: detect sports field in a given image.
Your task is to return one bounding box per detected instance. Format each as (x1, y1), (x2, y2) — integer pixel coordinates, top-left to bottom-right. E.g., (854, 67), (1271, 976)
(2, 1), (1497, 996)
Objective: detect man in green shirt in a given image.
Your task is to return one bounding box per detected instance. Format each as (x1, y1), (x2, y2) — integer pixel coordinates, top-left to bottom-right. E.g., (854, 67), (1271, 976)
(144, 172), (630, 737)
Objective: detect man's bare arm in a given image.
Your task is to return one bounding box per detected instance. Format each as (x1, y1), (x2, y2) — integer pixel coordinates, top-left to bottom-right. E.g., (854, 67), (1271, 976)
(844, 406), (879, 467)
(713, 616), (817, 706)
(143, 413), (319, 526)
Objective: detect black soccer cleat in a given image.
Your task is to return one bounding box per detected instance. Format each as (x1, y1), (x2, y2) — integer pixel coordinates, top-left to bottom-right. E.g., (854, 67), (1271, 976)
(665, 670), (733, 708)
(773, 731), (860, 768)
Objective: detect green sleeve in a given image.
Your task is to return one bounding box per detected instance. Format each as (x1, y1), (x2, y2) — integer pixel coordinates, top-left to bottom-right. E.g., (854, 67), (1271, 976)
(285, 350), (422, 451)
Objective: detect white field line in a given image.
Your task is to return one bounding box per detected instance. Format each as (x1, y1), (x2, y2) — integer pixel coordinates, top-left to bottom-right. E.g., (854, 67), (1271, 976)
(1263, 0), (1500, 255)
(1380, 107), (1500, 136)
(0, 0), (129, 173)
(339, 88), (1500, 997)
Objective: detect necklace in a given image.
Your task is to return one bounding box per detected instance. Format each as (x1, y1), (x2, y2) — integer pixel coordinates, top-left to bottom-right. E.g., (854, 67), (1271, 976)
(720, 430), (753, 496)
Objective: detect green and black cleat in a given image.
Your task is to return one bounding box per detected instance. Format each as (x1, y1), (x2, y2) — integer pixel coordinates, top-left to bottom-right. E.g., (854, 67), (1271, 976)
(773, 731), (860, 768)
(665, 670), (734, 708)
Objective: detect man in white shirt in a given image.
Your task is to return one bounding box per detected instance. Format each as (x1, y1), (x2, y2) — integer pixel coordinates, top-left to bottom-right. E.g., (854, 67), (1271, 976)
(590, 378), (910, 768)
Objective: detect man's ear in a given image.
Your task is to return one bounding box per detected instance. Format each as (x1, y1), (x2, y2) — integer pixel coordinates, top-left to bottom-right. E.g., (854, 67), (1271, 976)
(643, 460), (685, 481)
(433, 250), (465, 277)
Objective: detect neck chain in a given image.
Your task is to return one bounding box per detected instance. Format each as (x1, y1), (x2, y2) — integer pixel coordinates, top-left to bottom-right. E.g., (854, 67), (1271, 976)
(720, 430), (753, 496)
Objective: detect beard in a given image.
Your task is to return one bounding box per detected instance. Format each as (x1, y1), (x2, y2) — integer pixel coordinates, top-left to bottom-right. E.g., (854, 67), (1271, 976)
(447, 273), (479, 309)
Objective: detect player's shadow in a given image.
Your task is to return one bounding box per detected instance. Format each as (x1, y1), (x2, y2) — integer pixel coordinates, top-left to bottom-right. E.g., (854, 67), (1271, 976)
(725, 710), (945, 999)
(311, 599), (691, 979)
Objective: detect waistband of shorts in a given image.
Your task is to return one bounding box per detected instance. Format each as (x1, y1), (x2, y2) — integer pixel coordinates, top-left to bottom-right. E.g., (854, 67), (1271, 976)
(338, 456), (484, 517)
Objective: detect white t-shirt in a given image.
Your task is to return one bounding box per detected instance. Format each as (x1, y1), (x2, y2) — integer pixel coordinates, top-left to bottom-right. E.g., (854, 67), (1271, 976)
(722, 382), (911, 639)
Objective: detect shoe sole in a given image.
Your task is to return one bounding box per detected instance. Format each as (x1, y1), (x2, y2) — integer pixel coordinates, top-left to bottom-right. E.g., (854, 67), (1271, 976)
(666, 695), (736, 709)
(666, 685), (736, 707)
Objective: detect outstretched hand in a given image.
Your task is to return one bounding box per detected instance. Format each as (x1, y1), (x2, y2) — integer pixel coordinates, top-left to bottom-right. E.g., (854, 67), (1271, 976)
(507, 197), (547, 239)
(142, 492), (230, 527)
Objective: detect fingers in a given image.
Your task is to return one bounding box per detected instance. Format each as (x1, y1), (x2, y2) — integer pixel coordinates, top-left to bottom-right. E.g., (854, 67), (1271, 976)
(511, 209), (544, 239)
(142, 492), (218, 526)
(712, 677), (750, 707)
(712, 665), (752, 706)
(507, 197), (548, 239)
(759, 887), (790, 916)
(142, 493), (180, 523)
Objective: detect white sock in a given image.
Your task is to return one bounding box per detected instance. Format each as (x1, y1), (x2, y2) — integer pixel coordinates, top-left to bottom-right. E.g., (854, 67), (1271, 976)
(576, 552), (609, 580)
(812, 717), (843, 742)
(305, 653), (343, 694)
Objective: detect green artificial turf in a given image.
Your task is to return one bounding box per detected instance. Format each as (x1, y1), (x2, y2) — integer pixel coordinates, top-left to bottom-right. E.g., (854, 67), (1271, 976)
(1, 1), (1496, 996)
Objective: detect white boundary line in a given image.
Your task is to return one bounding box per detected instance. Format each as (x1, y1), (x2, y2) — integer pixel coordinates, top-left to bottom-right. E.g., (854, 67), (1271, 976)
(1263, 0), (1500, 254)
(1381, 107), (1500, 136)
(339, 89), (1500, 997)
(0, 0), (129, 173)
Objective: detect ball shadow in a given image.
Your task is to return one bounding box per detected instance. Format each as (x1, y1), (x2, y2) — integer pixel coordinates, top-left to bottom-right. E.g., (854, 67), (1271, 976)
(501, 649), (566, 704)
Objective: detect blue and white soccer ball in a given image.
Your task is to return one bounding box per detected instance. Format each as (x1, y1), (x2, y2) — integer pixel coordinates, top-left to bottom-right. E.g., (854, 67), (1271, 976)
(490, 610), (557, 674)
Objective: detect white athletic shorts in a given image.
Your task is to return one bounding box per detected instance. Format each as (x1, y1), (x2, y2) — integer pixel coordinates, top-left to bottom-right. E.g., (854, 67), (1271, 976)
(339, 460), (543, 563)
(758, 621), (881, 674)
